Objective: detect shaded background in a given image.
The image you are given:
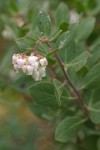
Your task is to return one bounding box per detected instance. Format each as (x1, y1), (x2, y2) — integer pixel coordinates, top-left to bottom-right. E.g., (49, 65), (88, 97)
(0, 0), (100, 149)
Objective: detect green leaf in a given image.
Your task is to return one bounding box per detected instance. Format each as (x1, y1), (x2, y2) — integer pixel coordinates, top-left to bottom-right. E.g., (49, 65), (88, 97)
(29, 8), (38, 31)
(13, 75), (34, 92)
(89, 101), (100, 124)
(55, 2), (69, 26)
(29, 103), (52, 120)
(53, 79), (63, 105)
(60, 41), (77, 64)
(59, 24), (78, 64)
(82, 63), (100, 89)
(76, 17), (95, 42)
(59, 23), (78, 49)
(29, 81), (59, 108)
(55, 116), (85, 142)
(91, 3), (100, 16)
(37, 11), (51, 36)
(88, 44), (100, 67)
(16, 34), (36, 52)
(59, 22), (69, 32)
(50, 30), (62, 42)
(65, 51), (91, 72)
(56, 32), (69, 49)
(90, 36), (100, 51)
(46, 49), (59, 57)
(92, 88), (100, 104)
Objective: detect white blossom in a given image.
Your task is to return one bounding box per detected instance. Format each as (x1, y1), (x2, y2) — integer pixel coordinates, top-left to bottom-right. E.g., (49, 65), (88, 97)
(26, 65), (34, 75)
(32, 71), (40, 81)
(17, 58), (25, 68)
(12, 54), (18, 64)
(22, 65), (27, 73)
(33, 62), (39, 71)
(39, 58), (48, 66)
(14, 64), (19, 73)
(39, 67), (46, 78)
(12, 53), (48, 81)
(28, 56), (38, 65)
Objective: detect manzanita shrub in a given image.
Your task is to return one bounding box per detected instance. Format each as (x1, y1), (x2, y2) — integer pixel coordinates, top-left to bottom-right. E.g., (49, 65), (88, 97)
(0, 0), (100, 149)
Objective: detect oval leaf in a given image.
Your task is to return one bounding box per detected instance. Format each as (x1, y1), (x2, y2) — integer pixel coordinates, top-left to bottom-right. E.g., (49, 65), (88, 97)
(53, 79), (63, 105)
(89, 101), (100, 124)
(50, 30), (62, 42)
(55, 2), (69, 26)
(37, 11), (51, 36)
(16, 35), (36, 52)
(29, 81), (59, 108)
(55, 116), (85, 142)
(83, 63), (100, 89)
(47, 49), (59, 57)
(65, 51), (91, 72)
(76, 17), (95, 42)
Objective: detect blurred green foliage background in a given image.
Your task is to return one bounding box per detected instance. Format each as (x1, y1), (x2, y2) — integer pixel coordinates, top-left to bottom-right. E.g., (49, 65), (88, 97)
(0, 0), (100, 150)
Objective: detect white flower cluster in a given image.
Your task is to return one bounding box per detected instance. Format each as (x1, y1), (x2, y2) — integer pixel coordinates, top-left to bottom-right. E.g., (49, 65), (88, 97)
(12, 53), (48, 81)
